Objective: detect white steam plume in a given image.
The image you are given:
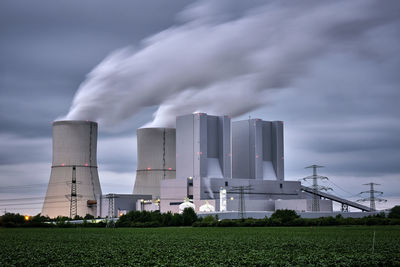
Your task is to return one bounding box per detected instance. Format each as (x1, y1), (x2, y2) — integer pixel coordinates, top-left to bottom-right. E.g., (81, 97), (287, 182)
(64, 0), (399, 127)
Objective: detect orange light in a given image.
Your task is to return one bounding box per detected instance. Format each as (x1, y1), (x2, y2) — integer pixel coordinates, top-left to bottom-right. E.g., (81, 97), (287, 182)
(24, 215), (29, 221)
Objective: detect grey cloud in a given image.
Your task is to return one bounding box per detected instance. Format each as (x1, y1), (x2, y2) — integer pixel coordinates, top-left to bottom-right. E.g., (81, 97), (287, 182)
(0, 0), (191, 138)
(64, 0), (400, 129)
(0, 135), (51, 164)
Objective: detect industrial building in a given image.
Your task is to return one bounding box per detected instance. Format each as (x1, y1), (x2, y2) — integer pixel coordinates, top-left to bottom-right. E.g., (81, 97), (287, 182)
(158, 114), (328, 214)
(96, 194), (152, 218)
(232, 119), (284, 180)
(42, 114), (371, 219)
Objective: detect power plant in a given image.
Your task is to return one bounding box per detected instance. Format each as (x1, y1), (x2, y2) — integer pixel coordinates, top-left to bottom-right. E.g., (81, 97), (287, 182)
(160, 114), (325, 214)
(41, 121), (102, 218)
(42, 114), (374, 218)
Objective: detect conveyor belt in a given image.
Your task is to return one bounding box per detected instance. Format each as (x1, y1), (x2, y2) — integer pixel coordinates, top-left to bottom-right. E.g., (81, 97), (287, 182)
(301, 185), (371, 212)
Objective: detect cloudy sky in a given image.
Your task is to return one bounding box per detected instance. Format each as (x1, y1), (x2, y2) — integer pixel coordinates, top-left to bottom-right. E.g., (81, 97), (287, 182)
(1, 0), (399, 215)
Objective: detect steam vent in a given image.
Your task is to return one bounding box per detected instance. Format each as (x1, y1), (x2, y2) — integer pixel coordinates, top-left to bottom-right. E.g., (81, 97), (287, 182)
(41, 121), (102, 218)
(133, 128), (176, 199)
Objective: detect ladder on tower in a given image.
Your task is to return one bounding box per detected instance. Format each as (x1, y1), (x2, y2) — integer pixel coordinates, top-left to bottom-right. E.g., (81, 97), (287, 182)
(70, 165), (77, 219)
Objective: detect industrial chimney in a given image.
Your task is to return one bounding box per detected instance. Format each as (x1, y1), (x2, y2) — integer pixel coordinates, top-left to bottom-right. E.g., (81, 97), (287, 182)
(42, 120), (102, 218)
(133, 128), (176, 199)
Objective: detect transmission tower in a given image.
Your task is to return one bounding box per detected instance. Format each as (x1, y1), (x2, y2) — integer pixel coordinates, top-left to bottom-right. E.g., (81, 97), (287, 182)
(106, 194), (117, 227)
(301, 165), (332, 212)
(357, 183), (386, 211)
(229, 185), (253, 219)
(69, 165), (77, 219)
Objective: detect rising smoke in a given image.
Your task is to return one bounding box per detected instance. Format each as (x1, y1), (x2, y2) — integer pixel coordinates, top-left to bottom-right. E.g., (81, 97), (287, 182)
(64, 0), (399, 127)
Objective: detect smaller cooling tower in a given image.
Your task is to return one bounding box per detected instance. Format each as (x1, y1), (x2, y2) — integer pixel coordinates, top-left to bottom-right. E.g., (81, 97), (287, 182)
(41, 121), (102, 218)
(133, 128), (176, 199)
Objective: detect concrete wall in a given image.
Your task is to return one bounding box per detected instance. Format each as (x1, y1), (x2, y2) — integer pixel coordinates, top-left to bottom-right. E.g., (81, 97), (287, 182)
(206, 179), (301, 201)
(97, 194), (152, 218)
(42, 121), (102, 218)
(160, 177), (302, 213)
(232, 119), (284, 180)
(226, 199), (276, 212)
(197, 211), (387, 219)
(133, 128), (176, 199)
(275, 199), (333, 212)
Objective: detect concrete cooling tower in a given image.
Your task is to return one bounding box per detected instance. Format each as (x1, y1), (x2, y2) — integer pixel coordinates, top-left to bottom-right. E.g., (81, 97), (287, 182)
(41, 121), (102, 218)
(133, 128), (176, 199)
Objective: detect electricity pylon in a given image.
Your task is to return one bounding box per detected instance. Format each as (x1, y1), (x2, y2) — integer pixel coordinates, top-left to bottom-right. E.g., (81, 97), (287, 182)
(357, 183), (386, 211)
(106, 193), (118, 227)
(301, 165), (332, 212)
(229, 185), (253, 219)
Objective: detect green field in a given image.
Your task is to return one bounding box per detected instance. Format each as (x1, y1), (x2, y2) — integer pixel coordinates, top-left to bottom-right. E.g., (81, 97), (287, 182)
(1, 226), (399, 266)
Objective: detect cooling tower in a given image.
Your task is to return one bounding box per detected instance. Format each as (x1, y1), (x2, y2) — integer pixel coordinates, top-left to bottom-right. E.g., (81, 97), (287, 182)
(41, 121), (102, 218)
(133, 128), (176, 199)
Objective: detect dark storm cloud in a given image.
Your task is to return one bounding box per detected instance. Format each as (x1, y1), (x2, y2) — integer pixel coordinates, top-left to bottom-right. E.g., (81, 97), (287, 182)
(0, 0), (192, 137)
(63, 0), (400, 128)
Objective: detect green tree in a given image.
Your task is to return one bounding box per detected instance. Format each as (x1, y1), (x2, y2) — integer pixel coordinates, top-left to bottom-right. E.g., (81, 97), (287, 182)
(388, 206), (400, 219)
(84, 214), (95, 220)
(182, 207), (197, 226)
(0, 213), (25, 227)
(270, 209), (300, 224)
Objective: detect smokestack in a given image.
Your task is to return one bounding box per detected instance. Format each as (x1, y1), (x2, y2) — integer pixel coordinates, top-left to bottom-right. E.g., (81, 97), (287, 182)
(133, 128), (176, 199)
(42, 120), (102, 218)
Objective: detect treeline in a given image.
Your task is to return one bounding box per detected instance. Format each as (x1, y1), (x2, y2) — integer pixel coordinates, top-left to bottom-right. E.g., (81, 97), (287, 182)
(194, 210), (400, 227)
(0, 213), (102, 228)
(116, 208), (400, 228)
(116, 208), (197, 227)
(1, 206), (400, 228)
(113, 207), (400, 228)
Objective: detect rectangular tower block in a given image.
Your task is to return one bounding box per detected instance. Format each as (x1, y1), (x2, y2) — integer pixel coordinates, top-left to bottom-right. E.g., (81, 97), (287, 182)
(232, 119), (284, 180)
(176, 113), (231, 179)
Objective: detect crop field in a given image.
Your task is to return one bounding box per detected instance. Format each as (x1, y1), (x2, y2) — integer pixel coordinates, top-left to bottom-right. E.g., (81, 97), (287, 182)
(0, 226), (399, 266)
